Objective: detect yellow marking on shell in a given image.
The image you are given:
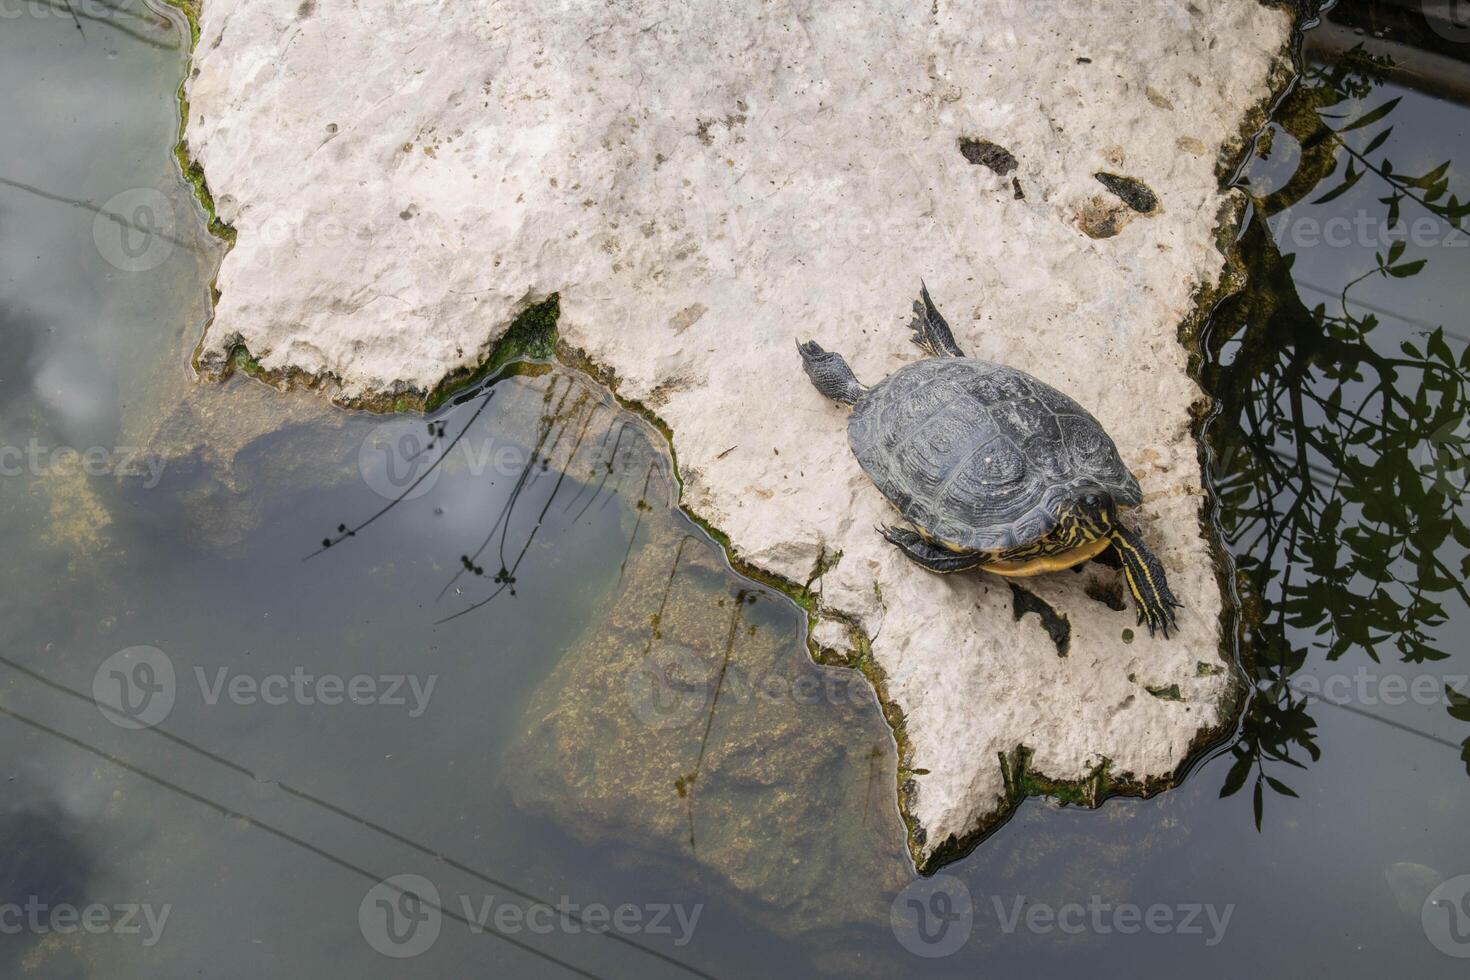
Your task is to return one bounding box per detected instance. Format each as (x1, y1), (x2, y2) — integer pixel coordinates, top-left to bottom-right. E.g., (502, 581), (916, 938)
(980, 536), (1112, 578)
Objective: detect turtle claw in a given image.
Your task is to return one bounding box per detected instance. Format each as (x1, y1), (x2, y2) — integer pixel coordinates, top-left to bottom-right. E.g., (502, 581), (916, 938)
(1139, 599), (1179, 639)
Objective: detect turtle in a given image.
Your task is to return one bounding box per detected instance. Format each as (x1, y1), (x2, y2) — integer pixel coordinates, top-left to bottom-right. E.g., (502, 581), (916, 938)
(796, 283), (1180, 636)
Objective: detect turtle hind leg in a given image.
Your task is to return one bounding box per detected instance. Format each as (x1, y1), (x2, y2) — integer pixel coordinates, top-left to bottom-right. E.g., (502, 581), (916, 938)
(797, 340), (866, 406)
(1109, 523), (1182, 638)
(880, 525), (986, 573)
(909, 281), (966, 358)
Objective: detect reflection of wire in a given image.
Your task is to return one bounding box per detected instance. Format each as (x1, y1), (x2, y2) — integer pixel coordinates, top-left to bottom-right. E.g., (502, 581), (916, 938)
(1295, 277), (1469, 341)
(0, 702), (607, 979)
(1283, 676), (1464, 752)
(0, 177), (195, 249)
(0, 655), (722, 980)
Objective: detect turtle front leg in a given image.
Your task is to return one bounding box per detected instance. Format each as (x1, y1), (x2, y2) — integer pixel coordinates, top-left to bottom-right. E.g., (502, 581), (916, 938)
(880, 525), (987, 573)
(1108, 523), (1181, 637)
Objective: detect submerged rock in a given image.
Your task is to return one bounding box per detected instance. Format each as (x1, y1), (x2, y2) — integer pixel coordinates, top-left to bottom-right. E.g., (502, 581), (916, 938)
(180, 0), (1293, 865)
(504, 512), (911, 938)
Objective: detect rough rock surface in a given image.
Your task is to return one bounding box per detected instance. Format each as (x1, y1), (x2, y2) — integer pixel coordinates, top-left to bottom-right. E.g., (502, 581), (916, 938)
(182, 0), (1293, 864)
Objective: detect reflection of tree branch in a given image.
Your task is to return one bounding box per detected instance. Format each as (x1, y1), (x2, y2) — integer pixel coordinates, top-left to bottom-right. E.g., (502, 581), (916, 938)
(438, 382), (613, 623)
(680, 589), (748, 856)
(1206, 39), (1470, 826)
(305, 389), (498, 560)
(618, 462), (659, 584)
(1327, 128), (1467, 235)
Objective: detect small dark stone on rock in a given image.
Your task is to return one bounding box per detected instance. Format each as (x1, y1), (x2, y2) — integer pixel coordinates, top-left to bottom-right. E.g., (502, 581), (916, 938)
(1012, 177), (1025, 200)
(1094, 172), (1159, 213)
(958, 137), (1018, 176)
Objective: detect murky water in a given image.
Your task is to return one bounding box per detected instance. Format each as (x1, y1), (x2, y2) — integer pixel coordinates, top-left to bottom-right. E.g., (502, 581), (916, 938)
(3, 2), (1469, 977)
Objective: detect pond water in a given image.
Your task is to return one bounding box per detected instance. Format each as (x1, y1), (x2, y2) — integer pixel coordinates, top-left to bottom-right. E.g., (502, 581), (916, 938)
(2, 1), (1468, 977)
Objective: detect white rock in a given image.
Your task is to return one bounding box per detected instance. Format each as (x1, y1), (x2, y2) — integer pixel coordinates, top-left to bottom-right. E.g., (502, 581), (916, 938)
(182, 0), (1292, 865)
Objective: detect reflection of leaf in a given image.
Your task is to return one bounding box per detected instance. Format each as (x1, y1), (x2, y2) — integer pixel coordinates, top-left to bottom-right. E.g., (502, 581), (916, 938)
(1407, 160), (1450, 189)
(1339, 95), (1401, 132)
(1363, 127), (1392, 155)
(1265, 776), (1298, 798)
(1311, 160), (1362, 204)
(1206, 40), (1470, 830)
(1220, 752), (1251, 798)
(1448, 685), (1470, 723)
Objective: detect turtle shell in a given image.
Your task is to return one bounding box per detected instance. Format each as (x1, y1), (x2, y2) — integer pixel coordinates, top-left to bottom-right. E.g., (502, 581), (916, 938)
(848, 358), (1141, 552)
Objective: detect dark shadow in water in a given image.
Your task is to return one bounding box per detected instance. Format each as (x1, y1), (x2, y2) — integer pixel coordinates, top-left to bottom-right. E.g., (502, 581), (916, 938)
(1203, 32), (1470, 825)
(308, 368), (673, 625)
(0, 639), (722, 980)
(0, 803), (96, 972)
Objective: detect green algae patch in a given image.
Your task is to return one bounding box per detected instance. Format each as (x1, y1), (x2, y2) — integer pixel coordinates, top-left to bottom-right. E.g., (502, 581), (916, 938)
(162, 0), (236, 247)
(205, 295), (562, 414)
(423, 294), (561, 412)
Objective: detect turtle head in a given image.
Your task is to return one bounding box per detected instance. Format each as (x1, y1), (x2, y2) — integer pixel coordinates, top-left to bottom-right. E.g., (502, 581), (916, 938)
(1058, 483), (1118, 542)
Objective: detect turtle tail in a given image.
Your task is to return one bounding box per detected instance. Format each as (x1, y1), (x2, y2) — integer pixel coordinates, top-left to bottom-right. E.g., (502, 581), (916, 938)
(1109, 522), (1181, 638)
(797, 340), (866, 406)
